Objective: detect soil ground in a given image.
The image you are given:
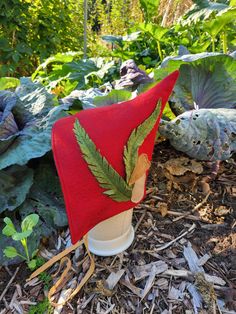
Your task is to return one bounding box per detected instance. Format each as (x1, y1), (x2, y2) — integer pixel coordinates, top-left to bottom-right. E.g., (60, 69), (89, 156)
(0, 141), (236, 314)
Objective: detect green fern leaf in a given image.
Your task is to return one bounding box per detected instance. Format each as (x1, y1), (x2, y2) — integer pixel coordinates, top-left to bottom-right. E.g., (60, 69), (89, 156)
(73, 119), (132, 202)
(124, 100), (162, 183)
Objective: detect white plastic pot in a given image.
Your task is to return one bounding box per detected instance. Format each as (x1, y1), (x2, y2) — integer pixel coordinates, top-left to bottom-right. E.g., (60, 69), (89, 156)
(88, 209), (134, 256)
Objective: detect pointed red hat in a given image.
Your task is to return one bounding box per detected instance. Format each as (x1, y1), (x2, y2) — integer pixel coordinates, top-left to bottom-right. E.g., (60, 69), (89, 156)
(52, 71), (179, 244)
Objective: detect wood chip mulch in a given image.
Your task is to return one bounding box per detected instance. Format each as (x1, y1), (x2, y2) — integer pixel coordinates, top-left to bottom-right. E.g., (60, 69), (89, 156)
(0, 142), (236, 314)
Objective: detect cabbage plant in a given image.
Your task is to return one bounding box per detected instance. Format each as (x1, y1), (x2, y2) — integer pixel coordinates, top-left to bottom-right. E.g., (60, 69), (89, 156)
(0, 78), (70, 170)
(0, 79), (69, 265)
(158, 51), (236, 161)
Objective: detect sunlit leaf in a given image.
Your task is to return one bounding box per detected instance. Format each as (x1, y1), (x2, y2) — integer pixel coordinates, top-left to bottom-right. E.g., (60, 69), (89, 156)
(4, 246), (18, 258)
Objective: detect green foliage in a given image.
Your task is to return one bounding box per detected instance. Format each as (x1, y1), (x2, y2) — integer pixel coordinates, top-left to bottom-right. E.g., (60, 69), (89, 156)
(32, 54), (118, 97)
(0, 0), (84, 77)
(139, 0), (160, 22)
(0, 165), (33, 213)
(73, 119), (132, 202)
(181, 0), (229, 25)
(159, 52), (236, 114)
(0, 79), (70, 170)
(159, 108), (236, 161)
(0, 78), (20, 90)
(93, 90), (132, 107)
(39, 271), (52, 289)
(29, 298), (52, 314)
(2, 214), (39, 269)
(158, 51), (236, 161)
(124, 100), (161, 183)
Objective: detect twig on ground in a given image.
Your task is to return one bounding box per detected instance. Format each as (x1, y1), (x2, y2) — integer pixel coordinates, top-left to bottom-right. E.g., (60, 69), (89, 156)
(134, 210), (146, 232)
(155, 223), (196, 252)
(172, 191), (211, 222)
(0, 266), (20, 302)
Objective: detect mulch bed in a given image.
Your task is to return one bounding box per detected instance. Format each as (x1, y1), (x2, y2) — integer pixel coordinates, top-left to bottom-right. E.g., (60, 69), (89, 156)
(0, 141), (236, 314)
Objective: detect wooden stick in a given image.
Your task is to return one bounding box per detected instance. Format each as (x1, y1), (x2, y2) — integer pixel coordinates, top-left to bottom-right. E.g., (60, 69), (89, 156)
(155, 223), (196, 252)
(0, 266), (20, 302)
(172, 191), (211, 222)
(134, 210), (146, 233)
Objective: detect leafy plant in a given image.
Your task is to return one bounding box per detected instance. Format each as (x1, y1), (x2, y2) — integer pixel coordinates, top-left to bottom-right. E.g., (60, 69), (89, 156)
(158, 51), (236, 161)
(0, 78), (70, 170)
(181, 0), (229, 25)
(29, 298), (52, 314)
(93, 90), (132, 107)
(0, 165), (33, 213)
(32, 54), (118, 97)
(159, 52), (236, 115)
(139, 0), (160, 22)
(0, 78), (20, 90)
(159, 108), (236, 161)
(137, 23), (169, 61)
(2, 214), (40, 270)
(0, 0), (84, 77)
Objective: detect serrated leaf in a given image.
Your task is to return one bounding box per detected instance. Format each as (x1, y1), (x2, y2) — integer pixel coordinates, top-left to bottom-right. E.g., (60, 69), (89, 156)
(4, 246), (18, 258)
(124, 100), (162, 183)
(73, 119), (132, 202)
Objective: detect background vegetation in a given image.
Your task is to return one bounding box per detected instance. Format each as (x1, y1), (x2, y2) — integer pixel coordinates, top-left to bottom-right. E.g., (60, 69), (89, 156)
(1, 0), (235, 78)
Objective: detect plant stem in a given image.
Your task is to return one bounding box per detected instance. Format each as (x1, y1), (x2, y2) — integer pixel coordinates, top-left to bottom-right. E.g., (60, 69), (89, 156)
(83, 0), (88, 59)
(212, 36), (215, 52)
(17, 252), (27, 260)
(21, 239), (30, 262)
(222, 31), (227, 54)
(157, 40), (163, 61)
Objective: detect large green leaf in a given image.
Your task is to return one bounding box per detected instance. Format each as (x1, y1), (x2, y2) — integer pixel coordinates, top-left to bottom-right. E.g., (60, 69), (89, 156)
(3, 246), (18, 258)
(32, 52), (82, 80)
(21, 214), (39, 233)
(159, 52), (236, 115)
(74, 119), (132, 202)
(124, 100), (162, 183)
(101, 35), (123, 46)
(181, 0), (229, 25)
(93, 90), (132, 107)
(64, 59), (99, 88)
(19, 158), (67, 229)
(203, 7), (236, 37)
(0, 79), (70, 169)
(0, 165), (33, 213)
(0, 77), (20, 90)
(139, 0), (160, 22)
(60, 88), (106, 110)
(2, 217), (17, 236)
(159, 108), (236, 161)
(138, 23), (169, 42)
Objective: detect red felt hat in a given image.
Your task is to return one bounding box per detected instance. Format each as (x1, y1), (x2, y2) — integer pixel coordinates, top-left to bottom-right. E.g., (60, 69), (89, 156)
(52, 71), (179, 244)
